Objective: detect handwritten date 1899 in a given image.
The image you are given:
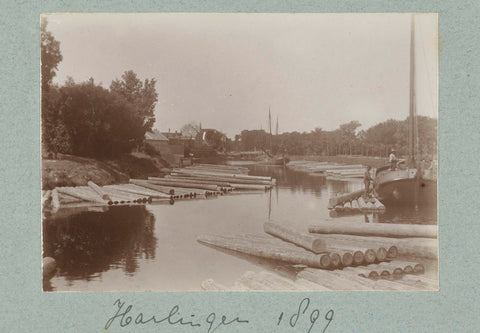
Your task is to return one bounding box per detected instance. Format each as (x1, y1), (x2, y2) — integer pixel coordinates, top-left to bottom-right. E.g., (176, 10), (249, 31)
(277, 297), (334, 333)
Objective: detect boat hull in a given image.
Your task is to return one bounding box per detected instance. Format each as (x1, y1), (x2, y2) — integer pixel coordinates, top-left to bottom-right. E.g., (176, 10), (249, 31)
(374, 169), (437, 206)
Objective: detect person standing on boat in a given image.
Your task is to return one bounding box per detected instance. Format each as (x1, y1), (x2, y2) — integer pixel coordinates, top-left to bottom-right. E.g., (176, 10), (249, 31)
(364, 166), (373, 198)
(389, 149), (397, 171)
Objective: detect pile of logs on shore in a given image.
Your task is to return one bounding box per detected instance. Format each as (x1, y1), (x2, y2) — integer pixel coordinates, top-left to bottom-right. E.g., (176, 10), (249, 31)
(43, 164), (276, 213)
(198, 221), (438, 291)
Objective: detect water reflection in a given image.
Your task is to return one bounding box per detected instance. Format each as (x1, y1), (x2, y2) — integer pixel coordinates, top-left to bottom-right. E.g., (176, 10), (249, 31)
(248, 165), (327, 196)
(43, 206), (157, 291)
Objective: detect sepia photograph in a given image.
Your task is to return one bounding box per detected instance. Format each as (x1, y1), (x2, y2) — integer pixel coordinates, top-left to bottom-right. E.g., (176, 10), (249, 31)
(41, 13), (438, 292)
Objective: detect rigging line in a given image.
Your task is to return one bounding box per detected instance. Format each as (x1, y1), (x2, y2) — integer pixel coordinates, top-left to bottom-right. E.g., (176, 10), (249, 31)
(418, 18), (437, 118)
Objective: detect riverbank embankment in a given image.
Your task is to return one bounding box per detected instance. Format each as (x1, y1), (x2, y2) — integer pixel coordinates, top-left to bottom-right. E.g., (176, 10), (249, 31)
(42, 153), (170, 190)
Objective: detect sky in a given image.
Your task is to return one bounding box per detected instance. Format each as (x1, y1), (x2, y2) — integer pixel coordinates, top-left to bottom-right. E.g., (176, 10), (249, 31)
(46, 13), (438, 138)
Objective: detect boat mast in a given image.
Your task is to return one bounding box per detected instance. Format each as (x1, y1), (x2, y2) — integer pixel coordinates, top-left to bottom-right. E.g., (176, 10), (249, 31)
(269, 107), (272, 152)
(408, 14), (417, 168)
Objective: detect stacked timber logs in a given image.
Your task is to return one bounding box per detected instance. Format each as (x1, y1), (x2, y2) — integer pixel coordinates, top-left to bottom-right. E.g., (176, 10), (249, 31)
(198, 223), (397, 273)
(198, 221), (436, 291)
(45, 164), (276, 213)
(308, 222), (438, 260)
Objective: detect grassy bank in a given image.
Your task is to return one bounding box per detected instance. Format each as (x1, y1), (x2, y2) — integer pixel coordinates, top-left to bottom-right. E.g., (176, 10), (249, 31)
(42, 153), (171, 190)
(288, 155), (390, 168)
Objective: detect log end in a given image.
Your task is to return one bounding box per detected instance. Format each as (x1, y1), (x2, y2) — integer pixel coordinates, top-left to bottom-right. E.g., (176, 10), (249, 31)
(341, 252), (354, 267)
(393, 268), (404, 279)
(352, 251), (365, 266)
(387, 246), (398, 259)
(319, 254), (331, 269)
(312, 239), (327, 253)
(368, 270), (379, 280)
(380, 270), (391, 279)
(403, 265), (414, 274)
(376, 247), (387, 261)
(364, 249), (377, 264)
(329, 253), (342, 268)
(413, 264), (425, 275)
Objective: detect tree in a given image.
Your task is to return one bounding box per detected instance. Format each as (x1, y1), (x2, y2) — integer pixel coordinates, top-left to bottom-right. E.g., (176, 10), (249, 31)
(41, 17), (62, 93)
(55, 79), (145, 158)
(181, 122), (201, 138)
(41, 17), (64, 157)
(110, 70), (158, 134)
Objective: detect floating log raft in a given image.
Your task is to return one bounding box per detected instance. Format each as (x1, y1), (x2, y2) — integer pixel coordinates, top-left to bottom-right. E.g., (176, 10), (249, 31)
(298, 268), (371, 291)
(263, 222), (327, 253)
(173, 168), (273, 181)
(201, 279), (228, 291)
(87, 181), (111, 201)
(169, 173), (274, 186)
(308, 222), (437, 238)
(103, 184), (171, 198)
(307, 233), (436, 259)
(56, 186), (106, 204)
(197, 234), (331, 269)
(45, 164), (277, 213)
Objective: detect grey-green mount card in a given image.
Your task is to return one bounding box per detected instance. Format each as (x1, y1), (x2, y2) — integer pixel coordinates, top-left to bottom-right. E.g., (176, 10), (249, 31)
(1, 1), (478, 332)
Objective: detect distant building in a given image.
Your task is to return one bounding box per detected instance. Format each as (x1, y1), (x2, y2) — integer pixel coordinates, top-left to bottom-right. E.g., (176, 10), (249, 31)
(145, 130), (194, 166)
(144, 131), (169, 151)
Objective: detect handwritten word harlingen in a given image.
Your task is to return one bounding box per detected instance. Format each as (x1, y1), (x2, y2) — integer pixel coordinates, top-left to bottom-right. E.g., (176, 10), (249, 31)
(104, 299), (249, 332)
(277, 297), (334, 333)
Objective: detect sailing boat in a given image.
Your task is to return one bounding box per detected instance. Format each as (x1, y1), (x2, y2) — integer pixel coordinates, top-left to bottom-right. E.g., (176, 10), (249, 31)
(373, 15), (437, 206)
(259, 108), (290, 166)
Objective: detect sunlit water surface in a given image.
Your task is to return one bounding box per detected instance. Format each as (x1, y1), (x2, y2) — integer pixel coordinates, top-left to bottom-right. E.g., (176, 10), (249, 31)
(43, 165), (437, 291)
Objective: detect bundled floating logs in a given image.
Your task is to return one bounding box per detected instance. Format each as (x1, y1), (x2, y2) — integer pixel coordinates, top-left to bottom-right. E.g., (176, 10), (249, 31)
(307, 233), (436, 259)
(197, 234), (331, 269)
(201, 279), (228, 291)
(308, 222), (437, 238)
(46, 164), (277, 212)
(263, 222), (326, 253)
(56, 186), (106, 204)
(169, 173), (274, 186)
(173, 168), (272, 181)
(103, 184), (170, 198)
(298, 268), (371, 291)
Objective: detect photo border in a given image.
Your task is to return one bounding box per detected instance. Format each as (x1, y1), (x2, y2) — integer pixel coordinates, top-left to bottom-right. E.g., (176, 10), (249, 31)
(1, 0), (476, 331)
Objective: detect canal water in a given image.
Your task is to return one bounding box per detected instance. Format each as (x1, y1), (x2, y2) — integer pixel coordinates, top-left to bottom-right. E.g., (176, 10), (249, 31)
(43, 165), (437, 291)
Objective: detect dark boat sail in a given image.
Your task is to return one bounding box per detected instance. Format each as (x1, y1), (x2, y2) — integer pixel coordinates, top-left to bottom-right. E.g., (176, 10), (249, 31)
(373, 16), (437, 206)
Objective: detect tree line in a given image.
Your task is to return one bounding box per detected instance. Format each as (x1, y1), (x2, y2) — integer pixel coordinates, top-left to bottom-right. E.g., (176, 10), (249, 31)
(41, 18), (158, 159)
(231, 117), (437, 159)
